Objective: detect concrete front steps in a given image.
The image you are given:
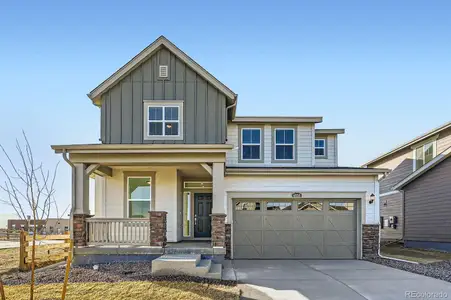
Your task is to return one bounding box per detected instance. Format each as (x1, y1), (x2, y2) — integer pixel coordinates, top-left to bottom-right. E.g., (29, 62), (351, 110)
(151, 254), (222, 279)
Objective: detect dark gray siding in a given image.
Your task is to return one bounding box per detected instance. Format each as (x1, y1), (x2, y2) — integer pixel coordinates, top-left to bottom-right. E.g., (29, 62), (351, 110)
(404, 157), (451, 242)
(380, 192), (403, 240)
(100, 47), (228, 144)
(380, 158), (413, 194)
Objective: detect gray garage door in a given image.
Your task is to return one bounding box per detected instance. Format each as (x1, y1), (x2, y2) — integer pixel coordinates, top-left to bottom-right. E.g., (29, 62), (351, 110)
(233, 199), (357, 259)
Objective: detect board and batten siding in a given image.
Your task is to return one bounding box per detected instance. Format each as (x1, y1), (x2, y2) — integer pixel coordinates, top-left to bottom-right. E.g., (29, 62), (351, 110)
(226, 123), (315, 167)
(403, 157), (451, 243)
(380, 192), (403, 240)
(314, 135), (338, 167)
(100, 47), (228, 144)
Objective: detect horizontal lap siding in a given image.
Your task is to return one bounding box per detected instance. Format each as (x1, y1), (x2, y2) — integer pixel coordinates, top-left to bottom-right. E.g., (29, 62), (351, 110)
(380, 192), (403, 240)
(101, 47), (227, 144)
(404, 157), (451, 242)
(437, 128), (451, 153)
(315, 135), (337, 167)
(225, 123), (314, 167)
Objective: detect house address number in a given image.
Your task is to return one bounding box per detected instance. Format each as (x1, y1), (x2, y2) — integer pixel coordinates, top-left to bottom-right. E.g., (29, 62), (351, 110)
(291, 192), (302, 198)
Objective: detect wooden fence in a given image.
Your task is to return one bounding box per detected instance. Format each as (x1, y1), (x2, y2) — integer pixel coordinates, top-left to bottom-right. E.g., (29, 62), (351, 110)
(0, 229), (21, 241)
(19, 231), (71, 271)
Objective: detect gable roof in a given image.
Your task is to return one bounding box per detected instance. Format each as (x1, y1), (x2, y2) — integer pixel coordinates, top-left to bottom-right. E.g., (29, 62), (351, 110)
(393, 146), (451, 190)
(362, 120), (451, 167)
(88, 35), (237, 107)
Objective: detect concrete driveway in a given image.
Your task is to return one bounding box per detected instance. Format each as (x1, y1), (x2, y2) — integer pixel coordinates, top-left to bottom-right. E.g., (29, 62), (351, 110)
(223, 260), (451, 300)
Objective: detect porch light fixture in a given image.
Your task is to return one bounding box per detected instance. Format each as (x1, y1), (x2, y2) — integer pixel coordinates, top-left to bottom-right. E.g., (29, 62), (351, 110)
(369, 193), (375, 204)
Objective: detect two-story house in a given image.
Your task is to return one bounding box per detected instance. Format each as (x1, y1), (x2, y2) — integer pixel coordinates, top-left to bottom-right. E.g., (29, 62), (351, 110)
(363, 121), (451, 251)
(51, 36), (386, 269)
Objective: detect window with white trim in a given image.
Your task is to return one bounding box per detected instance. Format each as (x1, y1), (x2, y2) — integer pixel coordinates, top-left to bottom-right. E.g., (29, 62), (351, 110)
(144, 101), (183, 139)
(241, 128), (261, 160)
(127, 177), (152, 218)
(315, 139), (326, 156)
(414, 141), (435, 170)
(275, 129), (295, 160)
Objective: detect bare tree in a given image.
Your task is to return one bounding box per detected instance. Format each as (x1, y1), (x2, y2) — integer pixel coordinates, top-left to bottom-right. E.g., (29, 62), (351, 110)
(0, 131), (59, 300)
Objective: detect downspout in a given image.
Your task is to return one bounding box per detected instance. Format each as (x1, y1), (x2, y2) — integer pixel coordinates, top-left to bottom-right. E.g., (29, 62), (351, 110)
(225, 96), (238, 143)
(62, 150), (76, 239)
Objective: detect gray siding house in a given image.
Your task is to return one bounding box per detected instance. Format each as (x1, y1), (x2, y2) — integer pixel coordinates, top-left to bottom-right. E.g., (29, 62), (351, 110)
(51, 36), (387, 277)
(363, 122), (451, 250)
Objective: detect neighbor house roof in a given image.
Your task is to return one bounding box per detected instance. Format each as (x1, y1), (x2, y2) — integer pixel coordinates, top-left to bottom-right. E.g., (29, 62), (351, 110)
(88, 35), (238, 114)
(231, 116), (323, 124)
(393, 146), (451, 190)
(362, 120), (451, 167)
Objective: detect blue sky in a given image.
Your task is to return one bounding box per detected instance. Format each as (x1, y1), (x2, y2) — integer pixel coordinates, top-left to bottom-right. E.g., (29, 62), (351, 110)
(0, 1), (450, 216)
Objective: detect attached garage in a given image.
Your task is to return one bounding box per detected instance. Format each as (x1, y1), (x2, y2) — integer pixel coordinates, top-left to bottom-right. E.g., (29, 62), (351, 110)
(233, 199), (358, 259)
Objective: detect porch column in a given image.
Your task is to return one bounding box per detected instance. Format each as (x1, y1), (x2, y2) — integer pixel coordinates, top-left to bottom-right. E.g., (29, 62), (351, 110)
(212, 162), (225, 214)
(211, 162), (226, 248)
(72, 163), (90, 246)
(149, 211), (167, 247)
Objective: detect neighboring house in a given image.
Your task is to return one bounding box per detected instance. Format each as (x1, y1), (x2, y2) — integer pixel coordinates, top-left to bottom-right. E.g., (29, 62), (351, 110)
(8, 218), (69, 234)
(363, 121), (451, 249)
(51, 36), (386, 264)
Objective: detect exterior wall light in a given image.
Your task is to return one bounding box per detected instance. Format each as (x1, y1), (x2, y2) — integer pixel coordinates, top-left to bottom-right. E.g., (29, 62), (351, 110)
(369, 193), (375, 204)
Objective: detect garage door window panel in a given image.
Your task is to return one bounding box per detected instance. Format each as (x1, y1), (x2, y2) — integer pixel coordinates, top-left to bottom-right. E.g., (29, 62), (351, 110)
(329, 202), (354, 211)
(267, 202), (292, 211)
(298, 201), (323, 211)
(235, 201), (261, 211)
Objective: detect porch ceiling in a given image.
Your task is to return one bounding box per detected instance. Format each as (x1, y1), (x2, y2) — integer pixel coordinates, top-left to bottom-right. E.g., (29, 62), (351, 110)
(113, 164), (211, 179)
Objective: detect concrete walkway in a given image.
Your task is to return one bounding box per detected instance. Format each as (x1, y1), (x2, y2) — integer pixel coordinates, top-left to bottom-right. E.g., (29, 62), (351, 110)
(223, 260), (451, 300)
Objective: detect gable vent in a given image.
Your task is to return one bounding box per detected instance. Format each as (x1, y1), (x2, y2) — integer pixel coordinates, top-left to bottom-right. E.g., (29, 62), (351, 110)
(159, 65), (169, 78)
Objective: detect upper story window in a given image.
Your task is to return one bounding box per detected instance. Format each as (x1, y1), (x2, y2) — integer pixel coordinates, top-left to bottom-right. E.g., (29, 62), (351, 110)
(315, 139), (326, 157)
(144, 100), (184, 140)
(414, 141), (435, 170)
(241, 128), (261, 160)
(274, 129), (295, 160)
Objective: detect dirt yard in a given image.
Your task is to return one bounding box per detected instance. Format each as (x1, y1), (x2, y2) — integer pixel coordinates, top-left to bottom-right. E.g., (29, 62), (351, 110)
(381, 243), (451, 263)
(4, 281), (240, 300)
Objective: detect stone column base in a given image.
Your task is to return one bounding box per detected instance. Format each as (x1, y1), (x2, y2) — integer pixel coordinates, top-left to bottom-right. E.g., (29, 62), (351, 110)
(211, 214), (226, 248)
(149, 211), (167, 247)
(362, 224), (380, 258)
(73, 214), (91, 247)
(225, 224), (231, 259)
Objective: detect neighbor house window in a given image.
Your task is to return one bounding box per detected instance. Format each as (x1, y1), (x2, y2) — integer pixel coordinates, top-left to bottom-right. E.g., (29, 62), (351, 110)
(127, 177), (152, 218)
(241, 128), (261, 160)
(315, 139), (326, 157)
(144, 101), (184, 140)
(275, 129), (295, 160)
(414, 141), (435, 170)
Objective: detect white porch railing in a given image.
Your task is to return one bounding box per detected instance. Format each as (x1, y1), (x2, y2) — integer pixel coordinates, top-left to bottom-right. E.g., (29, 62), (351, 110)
(86, 218), (150, 245)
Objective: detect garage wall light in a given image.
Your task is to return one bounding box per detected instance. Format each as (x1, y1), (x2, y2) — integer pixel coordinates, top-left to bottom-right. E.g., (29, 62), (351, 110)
(369, 193), (375, 204)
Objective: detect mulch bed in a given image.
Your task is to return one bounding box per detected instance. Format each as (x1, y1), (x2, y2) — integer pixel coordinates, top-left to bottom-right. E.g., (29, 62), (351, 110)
(1, 262), (236, 286)
(367, 257), (451, 283)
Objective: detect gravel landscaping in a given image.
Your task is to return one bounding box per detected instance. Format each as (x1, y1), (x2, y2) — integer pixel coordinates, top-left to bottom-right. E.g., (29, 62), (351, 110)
(1, 261), (236, 286)
(368, 256), (451, 282)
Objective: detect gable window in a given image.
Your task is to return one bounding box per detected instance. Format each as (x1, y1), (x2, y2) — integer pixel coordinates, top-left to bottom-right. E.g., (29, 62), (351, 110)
(414, 141), (435, 170)
(127, 177), (152, 218)
(275, 129), (295, 160)
(241, 128), (261, 160)
(144, 101), (184, 140)
(315, 139), (326, 157)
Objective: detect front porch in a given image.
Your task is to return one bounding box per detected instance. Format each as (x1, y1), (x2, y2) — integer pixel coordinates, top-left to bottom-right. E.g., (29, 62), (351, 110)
(52, 144), (231, 262)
